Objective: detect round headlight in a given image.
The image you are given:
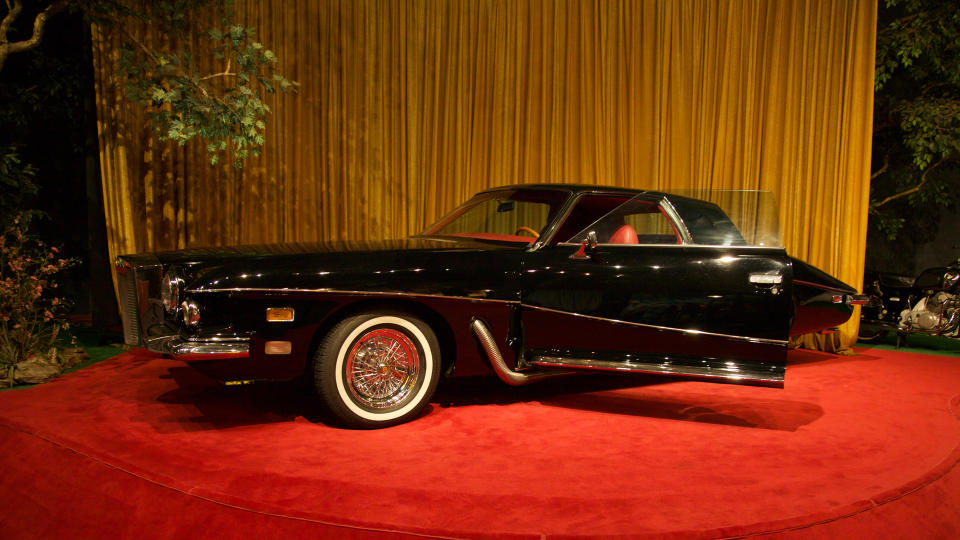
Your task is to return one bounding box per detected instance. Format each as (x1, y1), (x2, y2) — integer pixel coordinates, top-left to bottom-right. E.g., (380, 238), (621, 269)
(182, 299), (200, 327)
(160, 267), (184, 313)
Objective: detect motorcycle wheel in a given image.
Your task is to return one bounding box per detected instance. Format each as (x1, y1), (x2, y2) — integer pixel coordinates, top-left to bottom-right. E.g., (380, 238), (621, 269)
(857, 326), (887, 343)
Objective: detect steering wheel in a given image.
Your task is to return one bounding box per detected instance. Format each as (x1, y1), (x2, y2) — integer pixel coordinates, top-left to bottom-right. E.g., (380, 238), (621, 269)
(515, 226), (540, 238)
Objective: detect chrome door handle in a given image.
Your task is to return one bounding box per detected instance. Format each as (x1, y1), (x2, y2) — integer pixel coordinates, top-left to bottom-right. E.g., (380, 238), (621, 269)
(749, 273), (783, 285)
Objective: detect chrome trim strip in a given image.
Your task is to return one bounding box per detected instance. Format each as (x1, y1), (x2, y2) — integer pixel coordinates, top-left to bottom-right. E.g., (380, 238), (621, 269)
(182, 335), (250, 343)
(190, 287), (785, 345)
(794, 279), (854, 294)
(115, 258), (141, 346)
(145, 335), (251, 359)
(749, 273), (784, 285)
(555, 242), (786, 250)
(533, 190), (594, 249)
(187, 287), (521, 304)
(532, 356), (784, 386)
(848, 295), (869, 306)
(522, 304), (789, 346)
(169, 340), (250, 357)
(657, 197), (693, 244)
(143, 332), (251, 356)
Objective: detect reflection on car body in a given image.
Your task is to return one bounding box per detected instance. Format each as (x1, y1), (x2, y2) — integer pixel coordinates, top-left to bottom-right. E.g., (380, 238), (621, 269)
(116, 184), (864, 427)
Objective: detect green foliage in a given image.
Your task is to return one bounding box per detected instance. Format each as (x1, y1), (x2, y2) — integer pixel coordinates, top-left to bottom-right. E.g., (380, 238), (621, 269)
(0, 148), (38, 223)
(0, 47), (86, 139)
(870, 0), (960, 239)
(0, 212), (77, 381)
(110, 5), (297, 167)
(1, 0), (295, 169)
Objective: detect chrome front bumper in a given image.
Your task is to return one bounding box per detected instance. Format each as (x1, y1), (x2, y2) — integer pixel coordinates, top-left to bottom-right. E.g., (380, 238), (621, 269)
(145, 333), (250, 360)
(117, 255), (250, 361)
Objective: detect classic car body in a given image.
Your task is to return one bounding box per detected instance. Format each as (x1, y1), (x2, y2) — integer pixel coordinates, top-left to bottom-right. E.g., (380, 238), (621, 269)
(116, 184), (862, 427)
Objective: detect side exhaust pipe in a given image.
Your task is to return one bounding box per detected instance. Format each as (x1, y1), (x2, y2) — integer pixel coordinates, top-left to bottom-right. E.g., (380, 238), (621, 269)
(470, 318), (572, 386)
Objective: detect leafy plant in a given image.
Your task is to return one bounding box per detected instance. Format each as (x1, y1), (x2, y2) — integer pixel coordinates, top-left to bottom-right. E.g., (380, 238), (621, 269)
(1, 0), (297, 168)
(0, 212), (76, 384)
(118, 21), (297, 167)
(0, 147), (38, 223)
(870, 0), (960, 239)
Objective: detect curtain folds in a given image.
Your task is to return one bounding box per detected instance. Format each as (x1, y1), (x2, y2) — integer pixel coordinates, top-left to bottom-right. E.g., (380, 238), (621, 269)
(91, 0), (876, 347)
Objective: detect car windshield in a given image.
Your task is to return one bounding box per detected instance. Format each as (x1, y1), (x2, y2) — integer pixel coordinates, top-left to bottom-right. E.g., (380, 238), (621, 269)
(422, 189), (570, 244)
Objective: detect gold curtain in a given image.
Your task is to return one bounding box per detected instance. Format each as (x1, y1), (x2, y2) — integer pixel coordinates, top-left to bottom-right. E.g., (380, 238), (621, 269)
(91, 0), (876, 347)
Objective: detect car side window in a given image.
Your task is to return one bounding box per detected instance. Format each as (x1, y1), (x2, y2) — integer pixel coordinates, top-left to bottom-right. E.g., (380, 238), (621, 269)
(562, 196), (681, 245)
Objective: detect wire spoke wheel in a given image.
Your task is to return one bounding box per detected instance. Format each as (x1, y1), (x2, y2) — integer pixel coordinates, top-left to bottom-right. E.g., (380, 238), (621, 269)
(346, 328), (420, 409)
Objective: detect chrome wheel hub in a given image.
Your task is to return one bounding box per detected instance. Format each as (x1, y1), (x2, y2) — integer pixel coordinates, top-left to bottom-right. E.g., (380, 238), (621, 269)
(346, 327), (420, 409)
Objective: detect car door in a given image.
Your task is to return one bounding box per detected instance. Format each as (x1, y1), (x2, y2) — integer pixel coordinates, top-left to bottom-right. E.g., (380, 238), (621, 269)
(519, 193), (792, 386)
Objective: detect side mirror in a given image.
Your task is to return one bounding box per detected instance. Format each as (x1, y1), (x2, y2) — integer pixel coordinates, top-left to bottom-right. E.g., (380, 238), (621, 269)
(587, 230), (598, 248)
(569, 231), (599, 260)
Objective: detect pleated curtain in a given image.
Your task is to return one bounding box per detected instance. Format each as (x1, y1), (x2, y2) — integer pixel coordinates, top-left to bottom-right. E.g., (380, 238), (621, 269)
(91, 0), (877, 346)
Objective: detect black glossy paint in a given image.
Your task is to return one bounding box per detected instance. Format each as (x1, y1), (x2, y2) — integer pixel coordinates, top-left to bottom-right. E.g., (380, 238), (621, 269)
(116, 184), (861, 387)
(522, 245), (793, 340)
(789, 257), (858, 336)
(518, 244), (792, 384)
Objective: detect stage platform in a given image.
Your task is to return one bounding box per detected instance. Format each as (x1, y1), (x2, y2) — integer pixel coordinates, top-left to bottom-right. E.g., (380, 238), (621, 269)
(1, 346), (958, 539)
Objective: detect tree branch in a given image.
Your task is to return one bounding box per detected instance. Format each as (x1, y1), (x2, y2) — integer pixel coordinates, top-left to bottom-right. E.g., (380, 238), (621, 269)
(94, 10), (231, 109)
(873, 119), (899, 133)
(877, 13), (920, 37)
(0, 0), (23, 45)
(922, 82), (951, 97)
(200, 58), (233, 81)
(872, 156), (948, 209)
(94, 10), (159, 64)
(0, 0), (70, 74)
(871, 154), (890, 181)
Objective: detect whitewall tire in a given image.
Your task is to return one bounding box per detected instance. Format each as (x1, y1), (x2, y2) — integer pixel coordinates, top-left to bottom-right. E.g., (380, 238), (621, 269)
(313, 311), (440, 428)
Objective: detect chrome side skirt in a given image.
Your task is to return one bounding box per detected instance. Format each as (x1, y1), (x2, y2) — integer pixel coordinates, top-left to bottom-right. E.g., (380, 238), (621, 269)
(531, 356), (784, 387)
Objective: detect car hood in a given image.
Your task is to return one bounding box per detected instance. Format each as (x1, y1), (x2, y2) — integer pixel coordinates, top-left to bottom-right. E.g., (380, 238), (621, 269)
(138, 236), (527, 298)
(150, 236), (520, 267)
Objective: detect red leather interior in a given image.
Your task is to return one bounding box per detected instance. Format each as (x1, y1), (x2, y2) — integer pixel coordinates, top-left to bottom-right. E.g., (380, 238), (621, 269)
(608, 224), (639, 244)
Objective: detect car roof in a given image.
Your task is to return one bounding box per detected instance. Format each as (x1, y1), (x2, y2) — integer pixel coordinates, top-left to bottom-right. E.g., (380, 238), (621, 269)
(479, 183), (714, 205)
(478, 183), (735, 227)
(480, 183), (661, 196)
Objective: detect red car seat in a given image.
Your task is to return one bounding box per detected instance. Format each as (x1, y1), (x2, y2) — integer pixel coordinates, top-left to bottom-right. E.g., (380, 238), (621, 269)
(608, 224), (639, 244)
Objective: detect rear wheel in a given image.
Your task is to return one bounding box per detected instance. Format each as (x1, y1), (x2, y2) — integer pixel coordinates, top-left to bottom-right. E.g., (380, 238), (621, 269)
(313, 311), (440, 428)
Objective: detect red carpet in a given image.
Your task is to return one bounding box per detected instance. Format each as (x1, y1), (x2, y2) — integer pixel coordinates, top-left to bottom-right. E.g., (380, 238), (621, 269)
(1, 346), (958, 538)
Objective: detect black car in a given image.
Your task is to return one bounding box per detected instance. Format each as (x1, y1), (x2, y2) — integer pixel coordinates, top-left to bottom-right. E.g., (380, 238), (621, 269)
(116, 184), (862, 427)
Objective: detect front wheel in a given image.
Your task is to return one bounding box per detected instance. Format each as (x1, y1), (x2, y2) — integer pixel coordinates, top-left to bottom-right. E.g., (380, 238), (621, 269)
(313, 311), (440, 428)
(856, 325), (887, 343)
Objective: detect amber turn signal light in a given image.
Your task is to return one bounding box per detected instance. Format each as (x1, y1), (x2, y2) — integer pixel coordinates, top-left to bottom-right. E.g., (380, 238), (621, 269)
(266, 307), (295, 322)
(264, 341), (292, 355)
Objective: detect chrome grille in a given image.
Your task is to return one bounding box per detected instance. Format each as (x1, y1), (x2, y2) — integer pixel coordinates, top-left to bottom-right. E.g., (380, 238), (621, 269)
(116, 259), (142, 346)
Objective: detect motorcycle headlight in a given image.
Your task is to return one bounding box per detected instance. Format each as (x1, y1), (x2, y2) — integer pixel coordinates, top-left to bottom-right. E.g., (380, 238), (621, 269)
(160, 267), (185, 313)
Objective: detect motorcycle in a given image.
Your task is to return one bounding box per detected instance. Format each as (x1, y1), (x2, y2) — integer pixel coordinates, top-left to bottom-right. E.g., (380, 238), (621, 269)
(858, 259), (960, 345)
